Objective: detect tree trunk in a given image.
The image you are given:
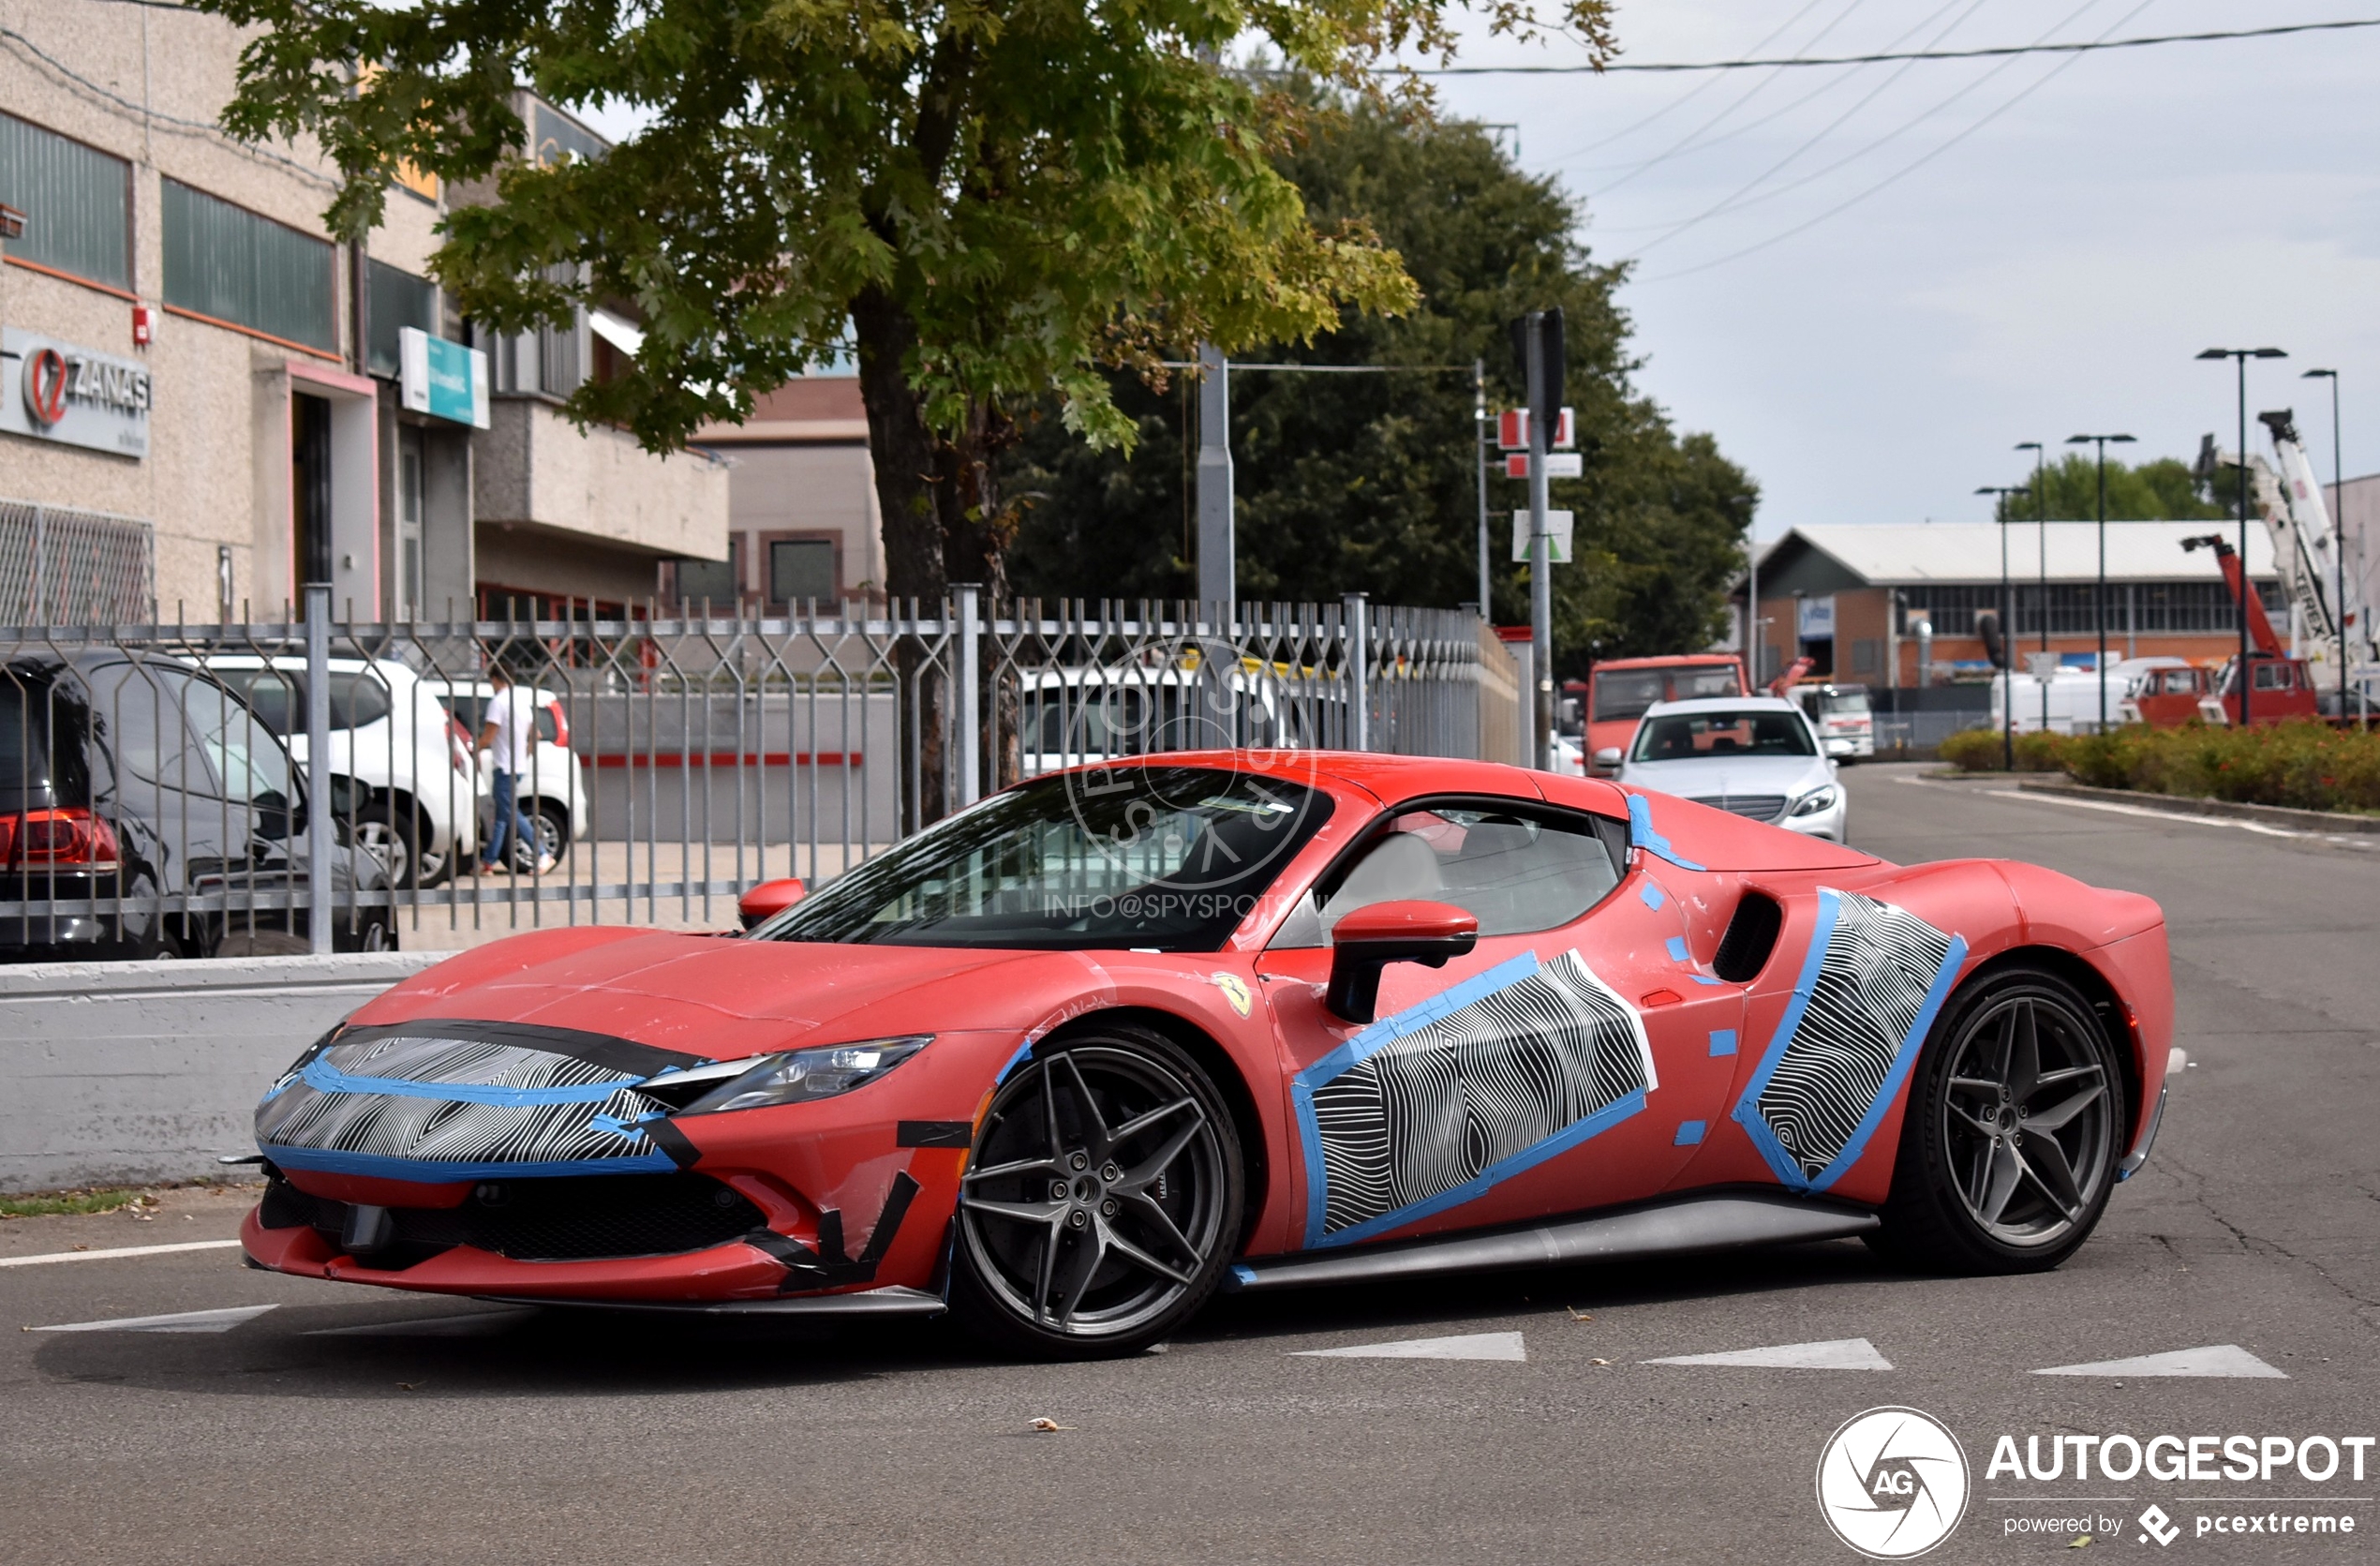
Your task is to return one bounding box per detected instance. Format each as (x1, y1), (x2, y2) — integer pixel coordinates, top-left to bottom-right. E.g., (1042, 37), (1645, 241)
(853, 288), (948, 825)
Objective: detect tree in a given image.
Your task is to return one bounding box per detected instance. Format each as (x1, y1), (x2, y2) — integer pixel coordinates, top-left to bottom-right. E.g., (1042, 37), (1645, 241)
(201, 0), (1614, 609)
(1005, 97), (1758, 675)
(1991, 455), (2229, 522)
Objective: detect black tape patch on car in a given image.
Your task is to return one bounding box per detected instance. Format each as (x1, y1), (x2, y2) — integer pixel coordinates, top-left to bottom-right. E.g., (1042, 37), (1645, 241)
(897, 1120), (974, 1148)
(760, 1171), (924, 1292)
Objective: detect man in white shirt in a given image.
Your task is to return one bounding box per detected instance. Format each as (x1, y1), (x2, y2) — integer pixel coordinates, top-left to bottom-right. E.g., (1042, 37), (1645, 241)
(475, 664), (554, 874)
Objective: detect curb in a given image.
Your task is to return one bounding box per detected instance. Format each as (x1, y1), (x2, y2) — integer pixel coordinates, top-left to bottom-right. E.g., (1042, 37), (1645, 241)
(2013, 777), (2380, 835)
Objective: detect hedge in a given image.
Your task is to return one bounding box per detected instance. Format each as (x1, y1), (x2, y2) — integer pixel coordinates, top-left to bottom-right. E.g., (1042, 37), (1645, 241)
(1938, 721), (2380, 814)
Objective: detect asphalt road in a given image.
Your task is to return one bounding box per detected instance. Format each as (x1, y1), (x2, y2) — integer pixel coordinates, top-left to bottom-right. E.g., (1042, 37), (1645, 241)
(5, 765), (2375, 1565)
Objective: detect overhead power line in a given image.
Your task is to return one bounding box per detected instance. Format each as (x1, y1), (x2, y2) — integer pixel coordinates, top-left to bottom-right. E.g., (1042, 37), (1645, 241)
(1409, 18), (2380, 75)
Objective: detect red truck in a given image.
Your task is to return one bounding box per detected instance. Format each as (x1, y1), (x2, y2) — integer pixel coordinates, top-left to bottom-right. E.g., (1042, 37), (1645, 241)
(2183, 534), (2322, 725)
(1559, 654), (1749, 772)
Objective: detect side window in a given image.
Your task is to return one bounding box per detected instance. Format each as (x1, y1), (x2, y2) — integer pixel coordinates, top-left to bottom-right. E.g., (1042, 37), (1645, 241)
(327, 672), (394, 730)
(214, 669), (298, 737)
(182, 678), (292, 807)
(83, 663), (212, 795)
(1275, 806), (1625, 947)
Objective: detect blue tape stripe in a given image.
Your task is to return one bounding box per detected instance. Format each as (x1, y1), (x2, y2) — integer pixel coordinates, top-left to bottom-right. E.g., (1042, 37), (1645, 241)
(1664, 936), (1690, 963)
(299, 1057), (633, 1108)
(260, 1143), (679, 1182)
(1805, 933), (1967, 1194)
(1309, 1088), (1649, 1249)
(1638, 880), (1667, 911)
(1628, 794), (1707, 872)
(1731, 888), (1842, 1190)
(994, 1041), (1034, 1084)
(1708, 1029), (1737, 1056)
(1673, 1120), (1706, 1146)
(1691, 974), (1725, 987)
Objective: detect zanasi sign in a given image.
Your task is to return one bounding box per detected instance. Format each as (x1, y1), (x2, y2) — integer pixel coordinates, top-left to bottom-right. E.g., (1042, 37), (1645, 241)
(0, 327), (152, 458)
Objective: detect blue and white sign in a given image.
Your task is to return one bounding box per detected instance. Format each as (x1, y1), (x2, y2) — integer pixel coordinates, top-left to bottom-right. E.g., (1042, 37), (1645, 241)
(1797, 594), (1837, 639)
(398, 326), (489, 428)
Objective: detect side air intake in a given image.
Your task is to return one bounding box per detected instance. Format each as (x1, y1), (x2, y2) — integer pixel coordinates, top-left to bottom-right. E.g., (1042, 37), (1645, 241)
(1712, 890), (1783, 982)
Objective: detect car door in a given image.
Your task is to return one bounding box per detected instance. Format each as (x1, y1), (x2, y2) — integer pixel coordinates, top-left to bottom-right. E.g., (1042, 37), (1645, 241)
(1255, 798), (1742, 1252)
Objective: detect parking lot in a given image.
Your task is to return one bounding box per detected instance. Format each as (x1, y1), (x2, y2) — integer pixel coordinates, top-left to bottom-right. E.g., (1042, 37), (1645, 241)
(5, 764), (2374, 1564)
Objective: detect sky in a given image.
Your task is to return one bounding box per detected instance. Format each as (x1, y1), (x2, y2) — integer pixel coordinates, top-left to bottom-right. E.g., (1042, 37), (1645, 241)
(1415, 0), (2380, 541)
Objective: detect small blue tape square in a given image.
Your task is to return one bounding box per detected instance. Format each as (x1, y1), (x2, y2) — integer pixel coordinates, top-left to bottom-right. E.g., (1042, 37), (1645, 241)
(1673, 1120), (1707, 1146)
(1709, 1029), (1738, 1056)
(1665, 935), (1690, 963)
(1639, 881), (1666, 911)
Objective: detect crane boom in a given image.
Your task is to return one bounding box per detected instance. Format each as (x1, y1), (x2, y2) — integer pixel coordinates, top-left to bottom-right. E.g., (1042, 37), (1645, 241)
(2197, 413), (2375, 673)
(2180, 534), (2286, 658)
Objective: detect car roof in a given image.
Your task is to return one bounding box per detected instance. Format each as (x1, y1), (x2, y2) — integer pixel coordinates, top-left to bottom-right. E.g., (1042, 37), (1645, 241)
(1642, 694), (1801, 716)
(1032, 749), (1631, 816)
(1590, 654), (1741, 671)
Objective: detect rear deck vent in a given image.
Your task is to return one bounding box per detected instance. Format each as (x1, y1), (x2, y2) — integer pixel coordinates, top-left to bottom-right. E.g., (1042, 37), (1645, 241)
(1712, 891), (1783, 983)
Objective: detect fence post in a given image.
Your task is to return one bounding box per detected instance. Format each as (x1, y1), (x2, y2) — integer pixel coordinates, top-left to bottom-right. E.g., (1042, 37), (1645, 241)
(954, 582), (982, 807)
(1343, 591), (1370, 752)
(30, 505), (45, 625)
(1512, 634), (1535, 768)
(305, 582), (335, 954)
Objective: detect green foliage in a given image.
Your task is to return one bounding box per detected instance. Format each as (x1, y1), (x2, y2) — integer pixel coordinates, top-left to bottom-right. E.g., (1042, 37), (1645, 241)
(1937, 727), (2066, 772)
(1943, 720), (2380, 813)
(1005, 100), (1757, 674)
(1991, 455), (2229, 522)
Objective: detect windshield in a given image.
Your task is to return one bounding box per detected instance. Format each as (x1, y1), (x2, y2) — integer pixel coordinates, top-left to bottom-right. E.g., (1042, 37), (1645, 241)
(1631, 709), (1816, 762)
(754, 765), (1333, 950)
(1594, 664), (1742, 723)
(1819, 688), (1870, 715)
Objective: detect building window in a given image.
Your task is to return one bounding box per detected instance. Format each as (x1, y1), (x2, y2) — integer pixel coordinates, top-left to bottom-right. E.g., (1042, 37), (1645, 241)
(161, 179), (335, 350)
(366, 259), (437, 379)
(1850, 638), (1881, 674)
(1900, 581), (2282, 639)
(0, 113), (129, 289)
(769, 539), (838, 605)
(674, 540), (739, 606)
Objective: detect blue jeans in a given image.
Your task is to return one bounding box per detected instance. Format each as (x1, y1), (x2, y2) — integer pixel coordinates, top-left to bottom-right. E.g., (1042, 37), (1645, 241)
(482, 771), (536, 868)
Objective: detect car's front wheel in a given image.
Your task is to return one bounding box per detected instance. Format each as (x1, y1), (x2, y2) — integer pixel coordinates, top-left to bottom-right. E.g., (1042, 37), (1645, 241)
(952, 1024), (1242, 1359)
(1874, 964), (2124, 1273)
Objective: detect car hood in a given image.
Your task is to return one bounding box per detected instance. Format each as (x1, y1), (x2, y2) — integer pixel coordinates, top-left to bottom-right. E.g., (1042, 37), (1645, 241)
(1616, 754), (1832, 799)
(354, 927), (1078, 1063)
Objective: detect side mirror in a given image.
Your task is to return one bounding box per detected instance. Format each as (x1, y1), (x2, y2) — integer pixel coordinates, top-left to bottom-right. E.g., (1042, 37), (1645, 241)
(1326, 900), (1480, 1024)
(737, 877), (806, 930)
(1593, 747), (1624, 769)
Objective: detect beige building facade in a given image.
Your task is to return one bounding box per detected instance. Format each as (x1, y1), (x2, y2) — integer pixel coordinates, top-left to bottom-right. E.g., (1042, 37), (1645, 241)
(687, 376), (884, 610)
(1, 1), (725, 624)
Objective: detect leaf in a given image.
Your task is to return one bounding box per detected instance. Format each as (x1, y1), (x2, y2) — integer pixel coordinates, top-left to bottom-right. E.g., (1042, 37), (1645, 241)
(1028, 1417), (1072, 1432)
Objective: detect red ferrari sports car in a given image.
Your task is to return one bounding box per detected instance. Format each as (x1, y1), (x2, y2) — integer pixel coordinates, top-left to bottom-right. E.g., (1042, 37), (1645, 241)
(243, 753), (2171, 1357)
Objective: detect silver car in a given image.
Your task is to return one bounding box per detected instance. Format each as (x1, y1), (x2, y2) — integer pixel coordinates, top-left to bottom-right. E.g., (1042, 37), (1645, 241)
(1607, 695), (1846, 841)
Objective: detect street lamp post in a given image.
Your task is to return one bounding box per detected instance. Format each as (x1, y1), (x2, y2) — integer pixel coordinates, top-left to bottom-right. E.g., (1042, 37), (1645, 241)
(2197, 348), (2287, 726)
(1978, 485), (2029, 768)
(2302, 367), (2346, 722)
(2016, 440), (2050, 731)
(2065, 432), (2136, 732)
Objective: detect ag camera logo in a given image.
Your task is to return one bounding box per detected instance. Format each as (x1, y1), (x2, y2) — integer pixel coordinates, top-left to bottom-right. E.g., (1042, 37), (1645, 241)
(1817, 1407), (1971, 1559)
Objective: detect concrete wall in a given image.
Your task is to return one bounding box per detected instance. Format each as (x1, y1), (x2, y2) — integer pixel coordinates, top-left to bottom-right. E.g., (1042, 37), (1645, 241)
(474, 398), (730, 563)
(0, 950), (442, 1191)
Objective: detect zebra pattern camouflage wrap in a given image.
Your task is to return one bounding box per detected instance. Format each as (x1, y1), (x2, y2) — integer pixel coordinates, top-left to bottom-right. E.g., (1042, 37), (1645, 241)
(256, 1024), (701, 1181)
(1733, 887), (1967, 1192)
(1296, 949), (1656, 1248)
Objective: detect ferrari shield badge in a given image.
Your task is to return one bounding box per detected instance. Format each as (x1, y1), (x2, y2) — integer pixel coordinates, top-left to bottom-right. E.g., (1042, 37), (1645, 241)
(1212, 973), (1253, 1018)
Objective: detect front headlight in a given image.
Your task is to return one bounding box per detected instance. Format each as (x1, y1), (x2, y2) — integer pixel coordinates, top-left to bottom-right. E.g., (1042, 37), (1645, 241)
(672, 1036), (932, 1115)
(1790, 784), (1840, 817)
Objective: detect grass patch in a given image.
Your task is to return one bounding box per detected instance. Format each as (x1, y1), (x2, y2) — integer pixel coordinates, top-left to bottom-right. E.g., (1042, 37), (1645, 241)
(0, 1187), (156, 1219)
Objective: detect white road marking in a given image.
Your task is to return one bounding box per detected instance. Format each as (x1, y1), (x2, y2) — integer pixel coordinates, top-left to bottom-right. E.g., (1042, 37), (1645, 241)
(2167, 1048), (2189, 1077)
(2033, 1344), (2287, 1379)
(29, 1304), (279, 1335)
(1644, 1336), (1893, 1370)
(0, 1239), (243, 1269)
(1983, 789), (2313, 839)
(1291, 1330), (1527, 1362)
(306, 1311), (529, 1338)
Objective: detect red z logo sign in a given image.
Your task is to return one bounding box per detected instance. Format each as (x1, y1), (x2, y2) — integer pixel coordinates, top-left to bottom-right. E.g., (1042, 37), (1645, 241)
(23, 347), (67, 425)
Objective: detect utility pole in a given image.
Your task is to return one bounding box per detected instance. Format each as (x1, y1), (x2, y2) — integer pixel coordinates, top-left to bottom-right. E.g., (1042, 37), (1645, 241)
(2017, 440), (2049, 734)
(2197, 347), (2286, 726)
(2066, 431), (2135, 732)
(1474, 358), (1491, 615)
(1514, 309), (1563, 770)
(1196, 341), (1233, 625)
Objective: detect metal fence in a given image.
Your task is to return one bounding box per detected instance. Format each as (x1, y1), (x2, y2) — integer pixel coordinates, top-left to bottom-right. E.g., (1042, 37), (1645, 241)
(0, 595), (1515, 955)
(0, 500), (156, 625)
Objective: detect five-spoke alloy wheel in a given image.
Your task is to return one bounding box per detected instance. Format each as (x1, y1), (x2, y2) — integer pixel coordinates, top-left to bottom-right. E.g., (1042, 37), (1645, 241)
(952, 1025), (1242, 1358)
(1876, 964), (2125, 1273)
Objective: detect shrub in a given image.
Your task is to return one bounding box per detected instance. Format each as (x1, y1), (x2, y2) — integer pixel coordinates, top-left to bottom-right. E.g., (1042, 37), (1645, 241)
(1937, 726), (2069, 773)
(2055, 720), (2380, 813)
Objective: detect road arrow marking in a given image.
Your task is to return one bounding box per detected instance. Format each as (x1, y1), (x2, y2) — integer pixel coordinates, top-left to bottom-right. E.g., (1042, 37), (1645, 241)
(2032, 1344), (2286, 1379)
(1644, 1336), (1893, 1369)
(1292, 1330), (1526, 1362)
(29, 1304), (279, 1335)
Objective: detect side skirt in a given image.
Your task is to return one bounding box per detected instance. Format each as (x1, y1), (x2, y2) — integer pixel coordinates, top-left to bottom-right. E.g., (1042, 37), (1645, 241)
(478, 1284), (947, 1319)
(1223, 1192), (1878, 1294)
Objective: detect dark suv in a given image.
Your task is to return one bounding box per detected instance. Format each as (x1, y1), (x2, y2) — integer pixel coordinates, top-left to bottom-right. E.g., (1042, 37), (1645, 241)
(0, 653), (393, 961)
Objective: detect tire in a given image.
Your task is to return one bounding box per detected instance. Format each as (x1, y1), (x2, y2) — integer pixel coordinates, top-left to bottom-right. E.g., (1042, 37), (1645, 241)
(951, 1023), (1243, 1359)
(1872, 964), (2125, 1274)
(351, 803), (428, 890)
(530, 800), (571, 862)
(215, 927), (311, 958)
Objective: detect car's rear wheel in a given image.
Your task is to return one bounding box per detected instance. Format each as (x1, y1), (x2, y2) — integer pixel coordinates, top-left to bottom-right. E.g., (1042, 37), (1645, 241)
(952, 1024), (1242, 1359)
(352, 803), (430, 889)
(530, 800), (571, 862)
(1873, 965), (2123, 1274)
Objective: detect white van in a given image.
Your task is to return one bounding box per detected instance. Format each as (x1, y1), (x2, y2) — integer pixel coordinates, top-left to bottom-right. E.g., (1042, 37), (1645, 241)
(1785, 682), (1875, 760)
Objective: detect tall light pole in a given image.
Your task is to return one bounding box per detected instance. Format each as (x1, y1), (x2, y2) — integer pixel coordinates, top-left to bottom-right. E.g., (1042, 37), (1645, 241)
(1195, 342), (1234, 621)
(2303, 366), (2346, 721)
(1474, 358), (1491, 615)
(2198, 348), (2286, 726)
(2016, 440), (2050, 731)
(2066, 432), (2135, 731)
(1978, 485), (2028, 767)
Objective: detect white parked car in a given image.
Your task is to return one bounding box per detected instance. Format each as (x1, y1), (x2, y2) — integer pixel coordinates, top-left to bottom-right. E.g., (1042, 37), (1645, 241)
(421, 678), (590, 866)
(1607, 695), (1846, 841)
(204, 655), (480, 887)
